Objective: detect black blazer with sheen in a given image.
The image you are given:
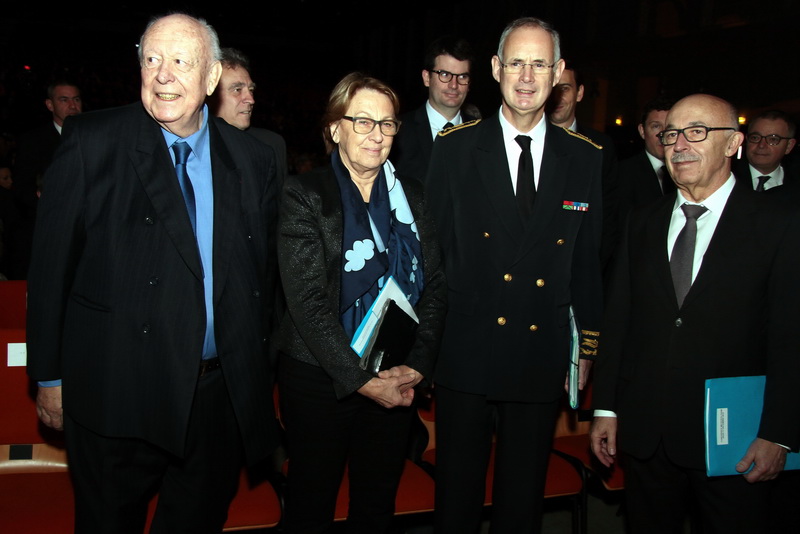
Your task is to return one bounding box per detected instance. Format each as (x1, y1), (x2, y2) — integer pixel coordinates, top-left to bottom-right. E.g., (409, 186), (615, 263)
(277, 164), (446, 399)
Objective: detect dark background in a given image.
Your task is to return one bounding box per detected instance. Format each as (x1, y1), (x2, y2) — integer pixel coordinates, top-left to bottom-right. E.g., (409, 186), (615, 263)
(1, 1), (798, 166)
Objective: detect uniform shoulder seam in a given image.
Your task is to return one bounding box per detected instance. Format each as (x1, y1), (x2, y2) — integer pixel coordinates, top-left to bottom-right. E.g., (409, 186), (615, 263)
(562, 127), (603, 149)
(437, 119), (481, 137)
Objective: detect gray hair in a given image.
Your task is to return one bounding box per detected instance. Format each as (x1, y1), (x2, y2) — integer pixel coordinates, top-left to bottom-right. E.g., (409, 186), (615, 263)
(137, 13), (222, 65)
(496, 17), (561, 64)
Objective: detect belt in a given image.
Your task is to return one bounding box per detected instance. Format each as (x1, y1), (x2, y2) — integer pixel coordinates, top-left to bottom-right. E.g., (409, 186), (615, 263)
(199, 357), (221, 377)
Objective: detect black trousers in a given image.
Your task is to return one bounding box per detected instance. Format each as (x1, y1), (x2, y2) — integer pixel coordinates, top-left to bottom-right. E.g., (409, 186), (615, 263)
(623, 442), (773, 534)
(65, 367), (244, 534)
(278, 355), (413, 534)
(433, 384), (560, 534)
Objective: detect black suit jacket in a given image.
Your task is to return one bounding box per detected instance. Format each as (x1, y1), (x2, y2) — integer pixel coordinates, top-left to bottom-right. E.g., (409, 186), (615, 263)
(617, 150), (671, 216)
(426, 115), (604, 403)
(594, 181), (800, 469)
(26, 103), (281, 463)
(392, 104), (479, 181)
(277, 165), (446, 399)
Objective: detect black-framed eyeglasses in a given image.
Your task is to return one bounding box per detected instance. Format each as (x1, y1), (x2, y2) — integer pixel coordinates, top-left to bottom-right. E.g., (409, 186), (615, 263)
(430, 69), (471, 85)
(341, 116), (401, 136)
(499, 61), (555, 75)
(657, 126), (737, 146)
(747, 133), (792, 146)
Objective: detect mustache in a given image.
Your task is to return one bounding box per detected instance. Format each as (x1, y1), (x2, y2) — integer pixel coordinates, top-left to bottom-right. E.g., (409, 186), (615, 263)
(670, 154), (701, 163)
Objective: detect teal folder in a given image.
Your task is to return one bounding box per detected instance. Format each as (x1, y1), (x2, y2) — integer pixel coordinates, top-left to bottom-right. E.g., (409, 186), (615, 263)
(704, 375), (800, 476)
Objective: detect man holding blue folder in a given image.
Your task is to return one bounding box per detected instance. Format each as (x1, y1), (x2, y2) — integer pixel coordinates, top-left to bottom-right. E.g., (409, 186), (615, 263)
(590, 94), (800, 533)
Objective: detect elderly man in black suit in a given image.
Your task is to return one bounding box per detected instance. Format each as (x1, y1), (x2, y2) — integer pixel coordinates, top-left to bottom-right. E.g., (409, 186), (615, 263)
(391, 35), (479, 181)
(426, 16), (604, 534)
(591, 94), (800, 534)
(26, 13), (280, 533)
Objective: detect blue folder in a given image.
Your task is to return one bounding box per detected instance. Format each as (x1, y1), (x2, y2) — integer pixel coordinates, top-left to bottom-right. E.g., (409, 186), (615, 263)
(704, 375), (800, 476)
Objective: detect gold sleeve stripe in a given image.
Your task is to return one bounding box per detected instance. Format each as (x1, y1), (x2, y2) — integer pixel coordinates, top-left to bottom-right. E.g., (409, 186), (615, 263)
(581, 329), (600, 337)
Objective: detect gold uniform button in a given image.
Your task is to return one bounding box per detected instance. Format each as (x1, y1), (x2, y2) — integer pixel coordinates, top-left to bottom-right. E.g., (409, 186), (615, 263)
(497, 317), (507, 326)
(483, 232), (491, 238)
(529, 324), (538, 331)
(556, 239), (565, 245)
(536, 279), (545, 287)
(503, 274), (513, 282)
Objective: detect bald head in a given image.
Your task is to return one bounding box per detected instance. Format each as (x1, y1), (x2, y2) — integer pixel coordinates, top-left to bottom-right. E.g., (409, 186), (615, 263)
(664, 94), (744, 202)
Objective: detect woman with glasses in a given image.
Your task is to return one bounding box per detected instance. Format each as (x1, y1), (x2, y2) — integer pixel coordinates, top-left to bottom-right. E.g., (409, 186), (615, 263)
(276, 71), (446, 533)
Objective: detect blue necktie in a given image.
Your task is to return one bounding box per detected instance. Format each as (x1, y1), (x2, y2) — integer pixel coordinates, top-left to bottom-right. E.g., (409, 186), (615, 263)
(172, 141), (196, 234)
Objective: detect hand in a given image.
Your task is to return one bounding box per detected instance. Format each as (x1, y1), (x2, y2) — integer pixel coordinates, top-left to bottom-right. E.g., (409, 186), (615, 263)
(736, 437), (787, 483)
(590, 416), (618, 468)
(36, 385), (64, 431)
(358, 371), (417, 409)
(564, 358), (593, 393)
(378, 365), (424, 398)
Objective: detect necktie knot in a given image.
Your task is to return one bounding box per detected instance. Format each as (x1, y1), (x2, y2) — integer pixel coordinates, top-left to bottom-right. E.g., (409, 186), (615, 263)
(756, 175), (770, 192)
(680, 203), (707, 221)
(442, 122), (454, 132)
(515, 135), (532, 151)
(172, 141), (191, 165)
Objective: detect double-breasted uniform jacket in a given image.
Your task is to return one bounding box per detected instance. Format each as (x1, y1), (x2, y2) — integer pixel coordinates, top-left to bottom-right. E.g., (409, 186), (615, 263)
(26, 102), (281, 464)
(426, 114), (604, 403)
(593, 181), (800, 469)
(277, 164), (447, 399)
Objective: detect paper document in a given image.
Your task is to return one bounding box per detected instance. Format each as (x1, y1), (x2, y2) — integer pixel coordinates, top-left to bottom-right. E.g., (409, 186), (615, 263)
(350, 276), (418, 358)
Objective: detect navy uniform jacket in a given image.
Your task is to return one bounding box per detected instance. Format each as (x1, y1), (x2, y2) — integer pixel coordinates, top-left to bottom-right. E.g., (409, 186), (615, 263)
(26, 102), (281, 464)
(426, 114), (604, 403)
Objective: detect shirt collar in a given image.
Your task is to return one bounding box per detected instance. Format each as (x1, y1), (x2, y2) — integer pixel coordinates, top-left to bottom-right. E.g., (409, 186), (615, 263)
(425, 101), (462, 132)
(161, 104), (211, 160)
(673, 173), (735, 215)
(644, 150), (665, 172)
(498, 107), (547, 146)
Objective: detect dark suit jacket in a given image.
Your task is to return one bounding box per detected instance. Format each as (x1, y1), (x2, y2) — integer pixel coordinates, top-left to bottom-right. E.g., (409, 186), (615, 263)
(732, 156), (800, 191)
(426, 115), (604, 403)
(576, 122), (620, 272)
(391, 103), (479, 182)
(26, 103), (281, 463)
(593, 181), (800, 469)
(617, 150), (670, 217)
(277, 165), (446, 399)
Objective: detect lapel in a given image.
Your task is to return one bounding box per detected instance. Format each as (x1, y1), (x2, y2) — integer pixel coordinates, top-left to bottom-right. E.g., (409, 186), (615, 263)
(475, 114), (524, 240)
(638, 151), (665, 198)
(209, 119), (242, 305)
(644, 194), (678, 306)
(413, 105), (435, 159)
(681, 183), (752, 307)
(131, 107), (203, 280)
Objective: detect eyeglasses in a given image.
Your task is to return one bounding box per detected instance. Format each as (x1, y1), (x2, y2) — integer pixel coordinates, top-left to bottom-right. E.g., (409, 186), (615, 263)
(430, 69), (471, 85)
(747, 133), (792, 146)
(341, 116), (401, 136)
(499, 61), (555, 75)
(657, 126), (737, 146)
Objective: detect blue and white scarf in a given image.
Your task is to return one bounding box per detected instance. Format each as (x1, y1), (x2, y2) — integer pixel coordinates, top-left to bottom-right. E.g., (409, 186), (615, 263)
(334, 150), (424, 339)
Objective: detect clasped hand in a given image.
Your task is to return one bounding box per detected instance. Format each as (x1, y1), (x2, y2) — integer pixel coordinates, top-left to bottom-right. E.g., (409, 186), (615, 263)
(358, 365), (423, 409)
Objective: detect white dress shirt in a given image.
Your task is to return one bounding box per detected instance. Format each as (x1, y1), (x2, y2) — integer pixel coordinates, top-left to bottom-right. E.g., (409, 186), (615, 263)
(498, 108), (547, 193)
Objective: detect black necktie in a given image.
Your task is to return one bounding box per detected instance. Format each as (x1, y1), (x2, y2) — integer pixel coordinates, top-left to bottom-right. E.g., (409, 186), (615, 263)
(172, 141), (197, 234)
(515, 135), (535, 217)
(755, 175), (770, 192)
(442, 122), (454, 132)
(659, 165), (675, 194)
(670, 204), (708, 307)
